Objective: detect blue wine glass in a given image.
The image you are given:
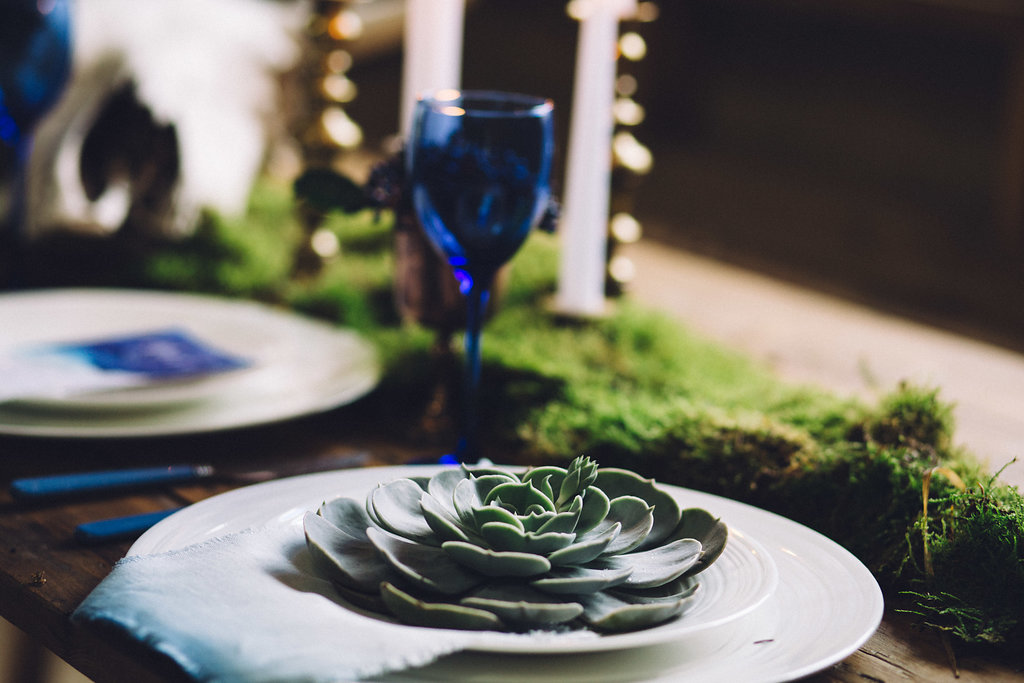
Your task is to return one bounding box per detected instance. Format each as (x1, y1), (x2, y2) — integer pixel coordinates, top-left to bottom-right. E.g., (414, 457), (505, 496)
(1, 0), (72, 283)
(407, 90), (555, 461)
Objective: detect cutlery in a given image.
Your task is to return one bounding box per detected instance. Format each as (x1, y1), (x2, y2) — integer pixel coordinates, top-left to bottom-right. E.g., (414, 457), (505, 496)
(63, 451), (372, 544)
(74, 508), (185, 545)
(9, 451), (370, 501)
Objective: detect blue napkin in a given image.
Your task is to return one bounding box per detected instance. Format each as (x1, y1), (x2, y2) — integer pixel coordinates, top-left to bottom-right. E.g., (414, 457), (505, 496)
(72, 524), (482, 682)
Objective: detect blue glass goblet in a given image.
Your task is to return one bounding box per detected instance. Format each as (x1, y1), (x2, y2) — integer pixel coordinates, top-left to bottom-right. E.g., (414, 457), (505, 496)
(407, 90), (555, 461)
(1, 0), (72, 284)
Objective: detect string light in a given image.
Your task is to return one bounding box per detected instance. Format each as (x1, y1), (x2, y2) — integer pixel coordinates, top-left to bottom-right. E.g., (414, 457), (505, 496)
(612, 97), (645, 126)
(327, 8), (363, 41)
(618, 32), (647, 61)
(605, 1), (657, 296)
(292, 1), (367, 277)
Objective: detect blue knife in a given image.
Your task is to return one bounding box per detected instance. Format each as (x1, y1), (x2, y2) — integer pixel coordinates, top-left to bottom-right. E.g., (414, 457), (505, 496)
(9, 452), (370, 501)
(10, 465), (213, 500)
(74, 508), (185, 545)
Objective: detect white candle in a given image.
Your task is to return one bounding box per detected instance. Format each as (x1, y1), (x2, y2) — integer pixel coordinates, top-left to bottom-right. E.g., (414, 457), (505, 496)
(400, 0), (466, 138)
(555, 0), (636, 316)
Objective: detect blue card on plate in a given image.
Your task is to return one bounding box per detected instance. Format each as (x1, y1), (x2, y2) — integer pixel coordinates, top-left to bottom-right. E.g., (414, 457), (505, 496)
(0, 329), (252, 402)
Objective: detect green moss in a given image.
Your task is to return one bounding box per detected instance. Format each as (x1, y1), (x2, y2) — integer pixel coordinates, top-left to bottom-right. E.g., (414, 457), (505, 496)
(143, 180), (300, 297)
(902, 479), (1024, 646)
(36, 182), (1024, 659)
(868, 384), (956, 450)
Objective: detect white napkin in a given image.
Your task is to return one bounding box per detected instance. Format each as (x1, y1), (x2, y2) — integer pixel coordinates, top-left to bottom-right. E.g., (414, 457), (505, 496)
(72, 523), (485, 682)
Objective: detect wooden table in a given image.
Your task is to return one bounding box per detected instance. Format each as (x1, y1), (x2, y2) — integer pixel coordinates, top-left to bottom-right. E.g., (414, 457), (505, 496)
(2, 405), (1022, 683)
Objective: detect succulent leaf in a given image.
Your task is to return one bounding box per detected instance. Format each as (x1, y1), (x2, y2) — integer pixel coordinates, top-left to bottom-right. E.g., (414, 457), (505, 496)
(419, 492), (472, 543)
(332, 581), (389, 614)
(371, 479), (439, 545)
(480, 522), (576, 555)
(479, 521), (529, 551)
(595, 469), (681, 548)
(610, 576), (699, 602)
(317, 497), (373, 541)
(674, 508), (729, 577)
(453, 475), (513, 526)
(547, 522), (621, 566)
(367, 527), (483, 595)
(484, 481), (556, 514)
(461, 584), (584, 627)
(364, 487), (385, 530)
(303, 511), (396, 592)
(579, 582), (699, 632)
(442, 540), (552, 577)
(592, 538), (702, 589)
(530, 564), (633, 594)
(473, 503), (525, 531)
(576, 486), (610, 534)
(519, 509), (556, 533)
(533, 503), (581, 535)
(381, 582), (504, 631)
(522, 465), (567, 495)
(523, 503), (548, 516)
(427, 468), (472, 516)
(473, 472), (520, 493)
(556, 455), (599, 509)
(407, 476), (432, 490)
(461, 464), (519, 480)
(600, 496), (655, 555)
(531, 474), (555, 503)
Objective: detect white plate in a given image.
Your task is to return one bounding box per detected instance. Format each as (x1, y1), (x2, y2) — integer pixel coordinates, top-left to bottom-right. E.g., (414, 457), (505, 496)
(130, 466), (883, 681)
(0, 288), (379, 437)
(131, 465), (777, 655)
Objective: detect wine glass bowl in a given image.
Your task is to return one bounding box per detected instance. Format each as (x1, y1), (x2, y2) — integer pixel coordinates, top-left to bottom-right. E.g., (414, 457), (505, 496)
(407, 89), (555, 460)
(409, 90), (554, 292)
(1, 0), (72, 286)
(0, 0), (72, 153)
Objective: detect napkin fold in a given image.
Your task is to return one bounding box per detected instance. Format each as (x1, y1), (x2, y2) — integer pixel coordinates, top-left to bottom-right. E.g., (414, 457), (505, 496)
(72, 523), (484, 682)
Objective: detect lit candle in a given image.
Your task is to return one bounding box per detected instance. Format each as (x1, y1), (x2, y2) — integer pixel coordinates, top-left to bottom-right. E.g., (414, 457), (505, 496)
(555, 0), (636, 316)
(400, 0), (466, 138)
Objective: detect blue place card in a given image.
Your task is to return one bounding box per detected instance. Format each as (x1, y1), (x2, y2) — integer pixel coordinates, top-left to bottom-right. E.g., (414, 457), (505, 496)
(0, 329), (252, 402)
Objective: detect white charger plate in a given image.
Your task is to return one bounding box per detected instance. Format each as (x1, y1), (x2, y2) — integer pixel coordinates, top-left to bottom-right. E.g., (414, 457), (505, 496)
(131, 465), (777, 655)
(0, 288), (379, 437)
(130, 466), (883, 681)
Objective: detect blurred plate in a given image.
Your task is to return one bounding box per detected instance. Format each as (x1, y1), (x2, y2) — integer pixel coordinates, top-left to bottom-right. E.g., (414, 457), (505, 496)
(0, 288), (379, 437)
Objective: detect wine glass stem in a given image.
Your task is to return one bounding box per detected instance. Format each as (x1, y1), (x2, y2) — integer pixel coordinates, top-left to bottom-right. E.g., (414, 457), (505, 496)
(2, 140), (30, 289)
(457, 280), (491, 462)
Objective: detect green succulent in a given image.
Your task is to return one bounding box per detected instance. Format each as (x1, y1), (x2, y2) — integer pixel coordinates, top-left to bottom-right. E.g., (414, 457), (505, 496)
(304, 456), (728, 633)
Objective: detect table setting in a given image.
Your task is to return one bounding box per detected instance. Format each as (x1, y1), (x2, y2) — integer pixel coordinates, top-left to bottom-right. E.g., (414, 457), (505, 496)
(3, 1), (1024, 682)
(67, 463), (881, 682)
